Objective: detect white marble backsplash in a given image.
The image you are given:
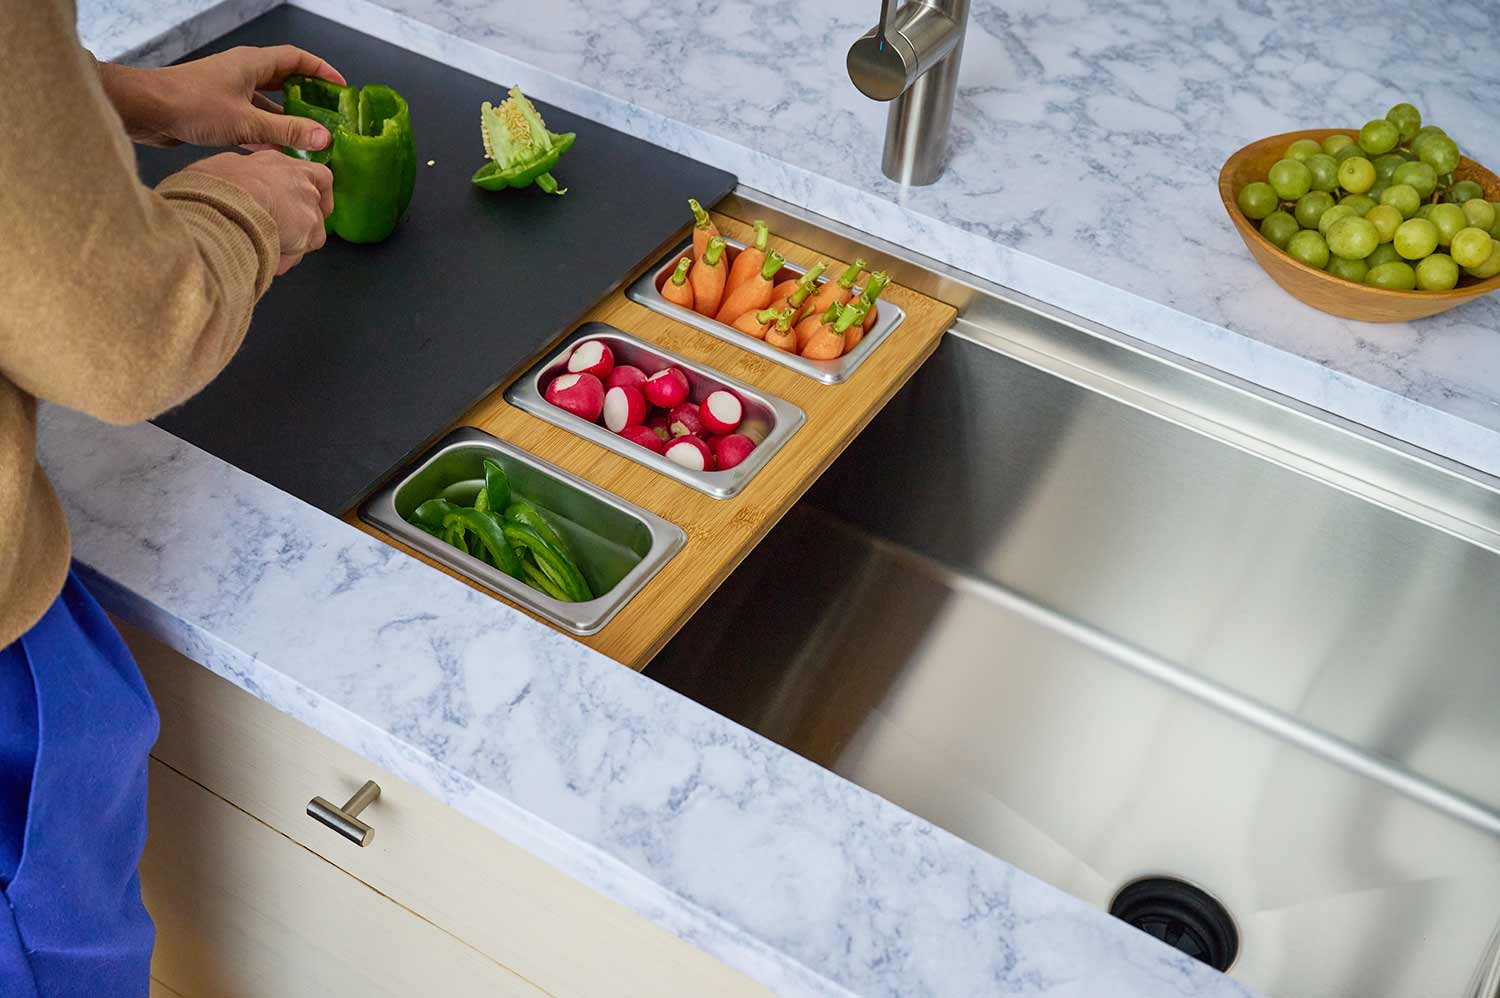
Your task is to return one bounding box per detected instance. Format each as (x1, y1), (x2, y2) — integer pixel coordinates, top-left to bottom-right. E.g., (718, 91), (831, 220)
(38, 406), (1255, 998)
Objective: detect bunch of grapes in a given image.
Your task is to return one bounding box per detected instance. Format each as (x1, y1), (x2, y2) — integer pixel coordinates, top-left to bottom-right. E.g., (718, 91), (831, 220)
(1237, 103), (1500, 290)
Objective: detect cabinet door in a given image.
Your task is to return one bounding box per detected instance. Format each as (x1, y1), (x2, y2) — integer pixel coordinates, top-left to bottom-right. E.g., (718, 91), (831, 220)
(142, 758), (541, 997)
(123, 624), (768, 998)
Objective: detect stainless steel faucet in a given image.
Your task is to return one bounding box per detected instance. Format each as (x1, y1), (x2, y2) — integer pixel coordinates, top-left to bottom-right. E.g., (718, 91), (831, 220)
(846, 0), (971, 186)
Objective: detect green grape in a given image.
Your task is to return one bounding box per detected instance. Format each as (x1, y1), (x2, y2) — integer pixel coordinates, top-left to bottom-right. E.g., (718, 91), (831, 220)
(1393, 218), (1440, 259)
(1269, 158), (1314, 200)
(1358, 119), (1400, 155)
(1366, 203), (1405, 242)
(1436, 172), (1456, 190)
(1463, 198), (1497, 231)
(1327, 256), (1369, 282)
(1416, 204), (1436, 219)
(1429, 203), (1469, 245)
(1381, 183), (1422, 218)
(1338, 194), (1377, 215)
(1411, 131), (1444, 159)
(1294, 191), (1336, 229)
(1322, 133), (1356, 156)
(1385, 103), (1422, 142)
(1365, 260), (1417, 289)
(1373, 153), (1406, 183)
(1304, 154), (1340, 192)
(1317, 204), (1358, 236)
(1286, 229), (1331, 269)
(1337, 156), (1376, 194)
(1238, 181), (1279, 220)
(1393, 160), (1438, 199)
(1368, 182), (1389, 201)
(1366, 243), (1403, 268)
(1334, 144), (1367, 164)
(1260, 211), (1301, 249)
(1450, 227), (1495, 268)
(1395, 148), (1418, 162)
(1415, 253), (1460, 290)
(1490, 204), (1500, 239)
(1448, 179), (1485, 204)
(1328, 216), (1380, 259)
(1419, 136), (1461, 175)
(1285, 138), (1323, 161)
(1413, 125), (1447, 144)
(1464, 239), (1500, 278)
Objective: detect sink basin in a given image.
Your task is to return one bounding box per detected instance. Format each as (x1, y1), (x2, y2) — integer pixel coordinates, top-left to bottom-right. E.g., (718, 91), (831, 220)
(647, 198), (1500, 998)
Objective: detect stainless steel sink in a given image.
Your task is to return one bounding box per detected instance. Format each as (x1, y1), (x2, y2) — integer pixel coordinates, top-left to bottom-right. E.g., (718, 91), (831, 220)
(647, 190), (1500, 998)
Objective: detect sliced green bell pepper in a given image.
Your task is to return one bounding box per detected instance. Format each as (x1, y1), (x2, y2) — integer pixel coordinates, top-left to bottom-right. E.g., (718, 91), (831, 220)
(473, 459), (511, 515)
(412, 499), (525, 580)
(502, 522), (592, 603)
(284, 76), (416, 244)
(503, 498), (574, 562)
(471, 86), (575, 195)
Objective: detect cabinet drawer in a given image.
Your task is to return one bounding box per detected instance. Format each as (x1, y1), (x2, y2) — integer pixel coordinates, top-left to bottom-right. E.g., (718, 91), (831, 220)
(123, 624), (767, 998)
(142, 758), (540, 997)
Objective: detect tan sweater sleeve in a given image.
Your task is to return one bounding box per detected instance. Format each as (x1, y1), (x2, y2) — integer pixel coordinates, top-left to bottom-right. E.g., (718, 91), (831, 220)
(0, 0), (278, 426)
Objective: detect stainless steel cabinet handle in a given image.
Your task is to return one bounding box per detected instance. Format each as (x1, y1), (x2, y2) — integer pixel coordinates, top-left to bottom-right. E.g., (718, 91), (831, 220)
(307, 780), (381, 847)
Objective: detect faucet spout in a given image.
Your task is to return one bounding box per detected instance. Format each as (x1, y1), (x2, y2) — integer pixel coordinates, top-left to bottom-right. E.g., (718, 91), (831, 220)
(847, 0), (970, 186)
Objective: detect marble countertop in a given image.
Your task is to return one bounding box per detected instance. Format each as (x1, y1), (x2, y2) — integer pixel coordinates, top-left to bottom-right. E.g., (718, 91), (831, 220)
(85, 0), (1500, 479)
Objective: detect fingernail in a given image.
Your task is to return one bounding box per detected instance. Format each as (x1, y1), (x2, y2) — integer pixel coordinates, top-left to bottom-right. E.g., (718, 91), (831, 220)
(309, 126), (330, 149)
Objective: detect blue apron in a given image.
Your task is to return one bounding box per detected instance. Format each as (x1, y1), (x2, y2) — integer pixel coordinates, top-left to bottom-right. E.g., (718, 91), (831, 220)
(0, 570), (157, 997)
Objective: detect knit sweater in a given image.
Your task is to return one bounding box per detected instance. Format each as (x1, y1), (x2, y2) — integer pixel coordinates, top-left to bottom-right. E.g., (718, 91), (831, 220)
(1, 0), (278, 646)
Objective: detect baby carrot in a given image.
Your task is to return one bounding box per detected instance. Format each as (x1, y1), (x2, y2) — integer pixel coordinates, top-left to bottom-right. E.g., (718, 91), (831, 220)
(690, 236), (728, 318)
(715, 249), (786, 323)
(689, 198), (719, 261)
(763, 306), (798, 352)
(724, 220), (770, 297)
(731, 306), (782, 339)
(801, 302), (854, 360)
(796, 300), (841, 354)
(661, 257), (695, 310)
(770, 262), (827, 314)
(803, 258), (866, 317)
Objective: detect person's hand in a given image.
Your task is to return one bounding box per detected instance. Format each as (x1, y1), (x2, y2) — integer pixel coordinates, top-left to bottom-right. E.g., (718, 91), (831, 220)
(182, 151), (334, 274)
(99, 46), (346, 154)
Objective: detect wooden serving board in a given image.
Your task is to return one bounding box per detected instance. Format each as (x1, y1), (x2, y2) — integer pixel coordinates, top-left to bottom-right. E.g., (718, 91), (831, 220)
(347, 212), (955, 669)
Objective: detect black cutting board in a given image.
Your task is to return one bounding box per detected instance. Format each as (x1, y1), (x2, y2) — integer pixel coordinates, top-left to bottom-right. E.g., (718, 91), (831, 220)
(136, 7), (734, 513)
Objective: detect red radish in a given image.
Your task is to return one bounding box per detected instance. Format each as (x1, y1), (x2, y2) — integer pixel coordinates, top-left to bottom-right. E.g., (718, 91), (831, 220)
(699, 390), (743, 435)
(544, 372), (605, 422)
(567, 340), (614, 380)
(605, 364), (647, 391)
(712, 433), (756, 470)
(664, 435), (713, 471)
(603, 385), (647, 432)
(645, 411), (671, 441)
(643, 367), (690, 408)
(618, 424), (665, 453)
(669, 403), (706, 438)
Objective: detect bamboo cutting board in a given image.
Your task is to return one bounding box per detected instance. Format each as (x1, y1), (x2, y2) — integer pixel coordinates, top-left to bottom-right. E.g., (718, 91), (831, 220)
(348, 212), (956, 669)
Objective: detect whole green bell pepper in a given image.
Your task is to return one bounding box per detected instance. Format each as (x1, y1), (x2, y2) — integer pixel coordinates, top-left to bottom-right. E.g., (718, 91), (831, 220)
(284, 76), (416, 243)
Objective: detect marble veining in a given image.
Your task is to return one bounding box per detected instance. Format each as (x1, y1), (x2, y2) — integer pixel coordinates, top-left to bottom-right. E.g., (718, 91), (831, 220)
(83, 0), (1500, 477)
(38, 406), (1254, 998)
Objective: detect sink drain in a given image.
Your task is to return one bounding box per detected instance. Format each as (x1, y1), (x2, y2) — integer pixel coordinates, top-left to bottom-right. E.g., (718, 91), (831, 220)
(1109, 877), (1239, 972)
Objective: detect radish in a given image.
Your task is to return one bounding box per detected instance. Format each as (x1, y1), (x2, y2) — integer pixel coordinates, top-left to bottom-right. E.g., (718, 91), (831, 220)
(664, 435), (713, 471)
(605, 364), (647, 392)
(544, 372), (605, 422)
(603, 386), (647, 432)
(699, 390), (743, 435)
(644, 411), (671, 441)
(567, 340), (614, 380)
(669, 403), (706, 438)
(712, 433), (756, 470)
(643, 367), (690, 408)
(618, 424), (665, 453)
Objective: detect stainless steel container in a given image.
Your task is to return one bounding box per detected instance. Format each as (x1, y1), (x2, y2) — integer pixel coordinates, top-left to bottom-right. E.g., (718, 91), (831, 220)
(505, 323), (805, 499)
(361, 427), (685, 635)
(625, 235), (906, 384)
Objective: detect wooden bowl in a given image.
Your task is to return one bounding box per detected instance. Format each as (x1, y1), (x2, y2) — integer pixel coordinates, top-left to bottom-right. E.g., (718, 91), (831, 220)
(1219, 128), (1500, 322)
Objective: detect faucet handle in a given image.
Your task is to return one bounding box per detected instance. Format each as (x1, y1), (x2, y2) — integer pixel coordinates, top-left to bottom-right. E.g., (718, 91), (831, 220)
(848, 5), (917, 102)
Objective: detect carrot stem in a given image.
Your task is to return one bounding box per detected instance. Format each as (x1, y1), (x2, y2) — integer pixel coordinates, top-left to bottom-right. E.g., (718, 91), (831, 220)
(788, 263), (828, 308)
(835, 301), (868, 333)
(703, 236), (726, 267)
(835, 258), (867, 290)
(669, 257), (692, 286)
(858, 271), (889, 304)
(754, 306), (781, 323)
(749, 220), (769, 252)
(759, 249), (786, 281)
(690, 198), (713, 232)
(819, 301), (843, 324)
